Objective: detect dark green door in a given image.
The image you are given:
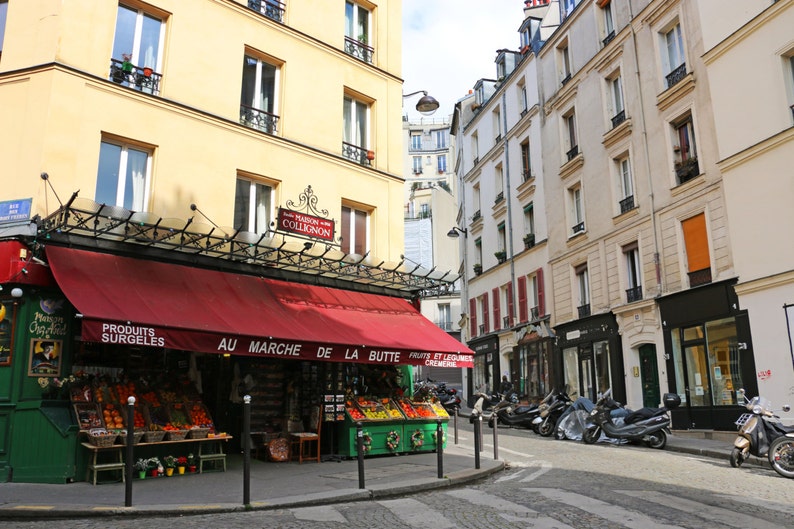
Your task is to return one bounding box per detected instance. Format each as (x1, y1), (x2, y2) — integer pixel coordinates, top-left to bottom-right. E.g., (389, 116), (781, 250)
(639, 344), (660, 408)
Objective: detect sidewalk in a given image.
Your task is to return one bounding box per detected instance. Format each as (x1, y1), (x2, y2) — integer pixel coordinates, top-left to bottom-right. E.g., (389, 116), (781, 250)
(0, 428), (755, 520)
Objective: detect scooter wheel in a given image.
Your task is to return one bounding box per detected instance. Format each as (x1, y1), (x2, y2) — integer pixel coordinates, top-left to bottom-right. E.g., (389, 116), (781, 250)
(582, 427), (600, 444)
(646, 429), (667, 449)
(768, 436), (794, 479)
(730, 447), (745, 468)
(538, 419), (555, 437)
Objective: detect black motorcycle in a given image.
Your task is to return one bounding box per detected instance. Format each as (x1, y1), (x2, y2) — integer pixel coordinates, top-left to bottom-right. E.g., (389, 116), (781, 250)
(533, 388), (573, 437)
(730, 389), (793, 468)
(488, 391), (546, 430)
(582, 389), (680, 449)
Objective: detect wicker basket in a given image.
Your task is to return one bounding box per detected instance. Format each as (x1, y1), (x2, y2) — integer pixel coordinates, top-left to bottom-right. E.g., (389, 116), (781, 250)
(118, 430), (145, 445)
(165, 429), (188, 441)
(187, 427), (210, 439)
(88, 432), (118, 447)
(143, 430), (166, 443)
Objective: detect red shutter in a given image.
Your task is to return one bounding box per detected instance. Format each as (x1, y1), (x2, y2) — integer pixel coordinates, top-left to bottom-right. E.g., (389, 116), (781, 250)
(492, 288), (501, 331)
(506, 281), (514, 325)
(517, 276), (528, 323)
(469, 298), (477, 337)
(536, 268), (545, 317)
(482, 294), (490, 333)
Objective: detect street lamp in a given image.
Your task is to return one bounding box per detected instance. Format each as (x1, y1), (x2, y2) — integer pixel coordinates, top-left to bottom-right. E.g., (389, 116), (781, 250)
(403, 90), (440, 116)
(446, 226), (467, 238)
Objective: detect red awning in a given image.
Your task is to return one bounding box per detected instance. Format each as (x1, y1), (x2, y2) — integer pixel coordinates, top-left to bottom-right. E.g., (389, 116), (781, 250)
(45, 246), (473, 368)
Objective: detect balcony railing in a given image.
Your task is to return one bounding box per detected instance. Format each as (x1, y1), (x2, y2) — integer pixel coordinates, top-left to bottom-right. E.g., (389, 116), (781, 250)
(344, 36), (373, 64)
(611, 110), (626, 128)
(473, 156), (480, 166)
(561, 73), (572, 86)
(342, 142), (373, 166)
(109, 59), (161, 95)
(471, 210), (482, 222)
(619, 195), (635, 214)
(675, 157), (700, 184)
(503, 316), (512, 328)
(437, 320), (453, 331)
(626, 285), (643, 303)
(495, 133), (502, 144)
(571, 222), (584, 235)
(602, 30), (615, 47)
(665, 63), (687, 89)
(577, 303), (591, 318)
(494, 191), (504, 204)
(566, 145), (579, 161)
(247, 0), (285, 23)
(522, 170), (533, 182)
(240, 104), (280, 134)
(688, 268), (712, 287)
(530, 306), (539, 321)
(479, 324), (486, 335)
(523, 233), (535, 249)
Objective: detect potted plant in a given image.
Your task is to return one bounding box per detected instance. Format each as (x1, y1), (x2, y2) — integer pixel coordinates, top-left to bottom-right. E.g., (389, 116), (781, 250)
(163, 455), (177, 477)
(187, 453), (197, 473)
(494, 250), (507, 263)
(176, 455), (188, 475)
(523, 233), (535, 249)
(473, 263), (483, 276)
(147, 456), (161, 477)
(121, 53), (134, 73)
(134, 458), (149, 479)
(143, 66), (153, 77)
(357, 34), (367, 44)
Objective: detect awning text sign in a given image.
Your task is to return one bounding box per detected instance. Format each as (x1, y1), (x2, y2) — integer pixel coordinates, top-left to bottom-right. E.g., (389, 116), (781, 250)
(277, 209), (334, 242)
(84, 320), (473, 368)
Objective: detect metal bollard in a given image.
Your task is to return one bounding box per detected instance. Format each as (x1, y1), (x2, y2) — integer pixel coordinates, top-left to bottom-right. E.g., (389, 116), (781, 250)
(492, 414), (499, 460)
(356, 422), (365, 489)
(453, 408), (459, 445)
(125, 396), (135, 507)
(473, 412), (481, 470)
(478, 414), (484, 452)
(436, 419), (444, 478)
(243, 395), (251, 506)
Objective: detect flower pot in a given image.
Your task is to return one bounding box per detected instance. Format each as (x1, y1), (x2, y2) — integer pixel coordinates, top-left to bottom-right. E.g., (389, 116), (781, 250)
(138, 471), (146, 480)
(366, 150), (375, 161)
(177, 466), (186, 475)
(165, 467), (174, 477)
(150, 469), (159, 477)
(143, 67), (153, 77)
(188, 465), (197, 473)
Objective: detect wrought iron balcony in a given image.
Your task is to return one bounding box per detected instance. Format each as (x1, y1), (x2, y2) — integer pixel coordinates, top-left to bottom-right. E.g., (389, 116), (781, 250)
(471, 210), (482, 222)
(571, 222), (584, 235)
(344, 36), (373, 64)
(342, 142), (373, 166)
(479, 324), (486, 335)
(611, 110), (626, 128)
(503, 316), (512, 328)
(523, 233), (535, 249)
(240, 104), (279, 134)
(602, 31), (615, 47)
(109, 59), (161, 95)
(577, 303), (591, 318)
(566, 145), (579, 161)
(473, 156), (480, 166)
(619, 195), (635, 214)
(522, 170), (532, 182)
(437, 320), (453, 331)
(530, 306), (539, 321)
(675, 157), (700, 184)
(665, 63), (687, 89)
(494, 191), (504, 204)
(561, 73), (572, 86)
(688, 267), (712, 287)
(495, 133), (502, 144)
(247, 0), (285, 23)
(626, 285), (643, 303)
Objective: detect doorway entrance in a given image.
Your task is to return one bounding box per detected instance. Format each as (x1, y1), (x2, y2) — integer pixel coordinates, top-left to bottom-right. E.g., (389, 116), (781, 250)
(639, 344), (660, 408)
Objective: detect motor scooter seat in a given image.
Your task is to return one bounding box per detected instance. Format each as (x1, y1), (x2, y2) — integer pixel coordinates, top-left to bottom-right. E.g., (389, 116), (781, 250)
(513, 404), (536, 415)
(624, 407), (666, 425)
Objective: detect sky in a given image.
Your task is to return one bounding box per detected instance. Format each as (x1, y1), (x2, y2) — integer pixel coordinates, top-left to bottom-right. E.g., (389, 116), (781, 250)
(402, 1), (526, 122)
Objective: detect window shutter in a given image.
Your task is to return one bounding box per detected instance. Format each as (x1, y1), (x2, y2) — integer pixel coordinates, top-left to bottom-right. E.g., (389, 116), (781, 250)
(682, 213), (709, 272)
(536, 268), (545, 317)
(492, 288), (501, 331)
(482, 294), (490, 333)
(518, 276), (528, 323)
(469, 298), (477, 337)
(506, 282), (514, 324)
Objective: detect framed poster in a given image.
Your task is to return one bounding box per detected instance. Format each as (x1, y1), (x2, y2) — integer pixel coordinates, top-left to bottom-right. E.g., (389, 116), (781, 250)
(28, 338), (63, 377)
(0, 301), (15, 365)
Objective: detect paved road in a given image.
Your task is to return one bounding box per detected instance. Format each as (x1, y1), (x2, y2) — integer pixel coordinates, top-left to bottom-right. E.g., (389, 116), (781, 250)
(4, 425), (793, 528)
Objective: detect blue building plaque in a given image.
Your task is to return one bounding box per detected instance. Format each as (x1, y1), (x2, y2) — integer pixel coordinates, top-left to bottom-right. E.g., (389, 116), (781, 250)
(0, 198), (32, 224)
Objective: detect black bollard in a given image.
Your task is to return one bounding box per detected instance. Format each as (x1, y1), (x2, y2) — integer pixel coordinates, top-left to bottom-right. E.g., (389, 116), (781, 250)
(492, 413), (499, 460)
(356, 422), (365, 489)
(436, 419), (444, 478)
(473, 412), (481, 470)
(478, 414), (484, 452)
(453, 408), (459, 445)
(243, 395), (251, 506)
(125, 396), (135, 507)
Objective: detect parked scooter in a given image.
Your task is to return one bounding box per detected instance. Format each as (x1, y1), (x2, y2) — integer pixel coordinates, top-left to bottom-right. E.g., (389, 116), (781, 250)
(473, 386), (507, 414)
(731, 388), (793, 468)
(582, 389), (680, 449)
(768, 432), (794, 479)
(488, 391), (546, 430)
(533, 388), (574, 437)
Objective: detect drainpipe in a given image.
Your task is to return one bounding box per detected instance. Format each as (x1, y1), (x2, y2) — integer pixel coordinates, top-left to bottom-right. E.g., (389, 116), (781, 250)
(502, 91), (518, 335)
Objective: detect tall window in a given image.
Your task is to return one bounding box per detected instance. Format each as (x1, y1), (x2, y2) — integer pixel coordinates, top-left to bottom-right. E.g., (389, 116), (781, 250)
(437, 154), (447, 173)
(434, 129), (447, 149)
(617, 156), (634, 213)
(95, 140), (151, 211)
(343, 95), (370, 162)
(438, 303), (452, 331)
(234, 177), (272, 234)
(575, 263), (590, 316)
(410, 133), (422, 150)
(240, 55), (279, 134)
(609, 74), (625, 127)
(345, 1), (372, 63)
(624, 242), (642, 302)
(493, 108), (502, 142)
(663, 23), (686, 87)
(519, 83), (528, 113)
(112, 4), (164, 75)
(523, 204), (535, 245)
(520, 140), (531, 181)
(673, 113), (699, 184)
(341, 205), (368, 255)
(474, 237), (483, 267)
(559, 43), (572, 83)
(564, 111), (578, 160)
(570, 185), (584, 234)
(0, 1), (8, 59)
(497, 222), (506, 255)
(471, 132), (479, 162)
(527, 274), (539, 318)
(412, 156), (422, 174)
(682, 213), (711, 286)
(495, 165), (504, 200)
(602, 2), (615, 44)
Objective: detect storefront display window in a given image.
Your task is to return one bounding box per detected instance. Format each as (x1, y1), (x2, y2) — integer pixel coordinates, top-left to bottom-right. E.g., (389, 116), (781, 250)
(594, 340), (611, 397)
(520, 340), (551, 400)
(563, 347), (579, 399)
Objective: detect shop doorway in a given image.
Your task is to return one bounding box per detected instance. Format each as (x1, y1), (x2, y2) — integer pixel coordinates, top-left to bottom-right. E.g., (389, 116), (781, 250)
(639, 344), (660, 408)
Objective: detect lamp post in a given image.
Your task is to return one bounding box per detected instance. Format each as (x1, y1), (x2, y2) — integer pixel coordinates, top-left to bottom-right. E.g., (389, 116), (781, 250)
(403, 90), (440, 116)
(447, 224), (468, 340)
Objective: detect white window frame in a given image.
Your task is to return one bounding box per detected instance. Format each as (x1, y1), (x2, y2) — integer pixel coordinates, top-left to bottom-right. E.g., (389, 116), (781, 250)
(234, 176), (274, 234)
(662, 22), (685, 75)
(434, 129), (447, 149)
(610, 74), (624, 118)
(411, 133), (422, 150)
(345, 1), (370, 43)
(437, 154), (447, 173)
(112, 4), (165, 72)
(624, 244), (641, 290)
(412, 156), (422, 173)
(341, 204), (370, 255)
(603, 2), (614, 38)
(618, 156), (633, 199)
(343, 95), (370, 149)
(576, 264), (590, 307)
(95, 139), (152, 212)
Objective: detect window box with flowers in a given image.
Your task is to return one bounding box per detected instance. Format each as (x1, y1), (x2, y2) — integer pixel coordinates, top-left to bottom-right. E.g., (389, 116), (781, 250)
(473, 263), (483, 276)
(674, 157), (699, 184)
(523, 233), (535, 249)
(494, 251), (507, 263)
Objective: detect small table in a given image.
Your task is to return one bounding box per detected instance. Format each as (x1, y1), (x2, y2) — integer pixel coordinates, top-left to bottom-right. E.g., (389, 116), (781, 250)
(81, 442), (124, 485)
